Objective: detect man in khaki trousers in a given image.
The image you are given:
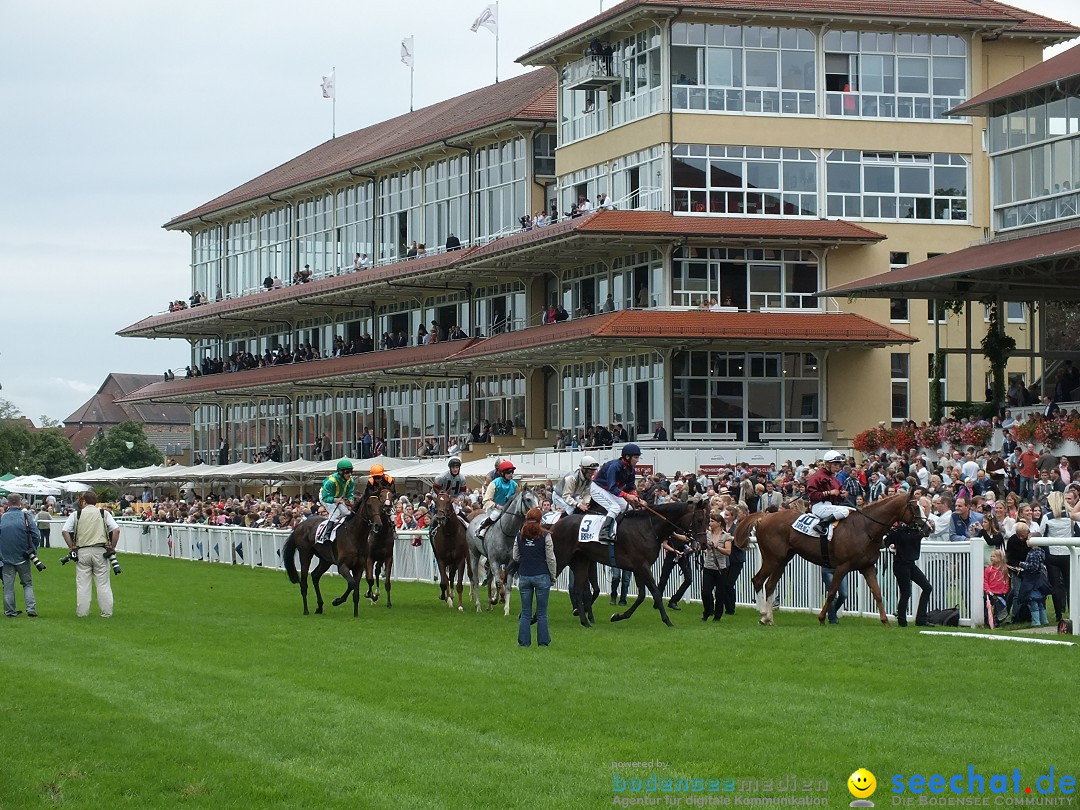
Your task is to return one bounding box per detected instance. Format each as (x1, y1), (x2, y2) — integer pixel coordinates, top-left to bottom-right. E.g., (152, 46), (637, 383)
(61, 492), (120, 618)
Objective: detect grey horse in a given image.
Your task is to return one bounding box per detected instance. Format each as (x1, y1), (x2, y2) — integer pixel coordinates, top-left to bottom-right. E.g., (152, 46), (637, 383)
(466, 484), (539, 615)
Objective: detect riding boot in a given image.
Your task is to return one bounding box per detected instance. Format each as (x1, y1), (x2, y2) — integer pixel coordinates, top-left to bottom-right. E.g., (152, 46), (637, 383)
(599, 517), (615, 543)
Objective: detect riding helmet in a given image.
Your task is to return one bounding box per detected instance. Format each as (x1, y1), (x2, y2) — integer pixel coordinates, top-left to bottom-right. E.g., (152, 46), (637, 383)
(448, 456), (462, 467)
(497, 460), (516, 474)
(336, 458), (354, 473)
(822, 450), (845, 464)
(370, 463), (385, 476)
(621, 442), (642, 458)
(580, 455), (599, 469)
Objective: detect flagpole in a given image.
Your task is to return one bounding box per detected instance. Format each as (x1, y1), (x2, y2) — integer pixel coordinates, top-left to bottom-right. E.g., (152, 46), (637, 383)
(410, 45), (415, 112)
(495, 1), (499, 83)
(332, 65), (336, 138)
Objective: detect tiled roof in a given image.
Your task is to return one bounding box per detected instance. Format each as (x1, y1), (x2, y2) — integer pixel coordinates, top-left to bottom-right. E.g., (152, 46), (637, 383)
(822, 224), (1080, 299)
(63, 373), (190, 427)
(164, 68), (557, 228)
(950, 43), (1080, 115)
(520, 0), (1079, 62)
(119, 311), (912, 403)
(447, 310), (915, 359)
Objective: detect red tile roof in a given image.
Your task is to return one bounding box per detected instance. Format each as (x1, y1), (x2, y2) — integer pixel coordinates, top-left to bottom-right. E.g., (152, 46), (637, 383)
(164, 69), (556, 228)
(520, 0), (1079, 62)
(119, 311), (913, 403)
(950, 43), (1080, 116)
(822, 224), (1080, 299)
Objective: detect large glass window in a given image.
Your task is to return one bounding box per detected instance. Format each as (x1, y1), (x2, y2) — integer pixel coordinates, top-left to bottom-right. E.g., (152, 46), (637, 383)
(377, 169), (420, 260)
(336, 182), (373, 267)
(192, 226), (222, 300)
(476, 137), (526, 239)
(258, 206), (291, 287)
(297, 193), (334, 275)
(989, 83), (1080, 232)
(673, 145), (817, 217)
(672, 24), (815, 115)
(474, 373), (525, 432)
(672, 351), (820, 441)
(826, 151), (968, 222)
(423, 154), (470, 250)
(823, 30), (967, 120)
(670, 247), (819, 310)
(224, 215), (258, 298)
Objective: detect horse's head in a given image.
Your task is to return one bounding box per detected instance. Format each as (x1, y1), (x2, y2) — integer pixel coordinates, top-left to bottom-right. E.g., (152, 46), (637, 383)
(378, 488), (394, 517)
(433, 492), (452, 528)
(519, 484), (539, 514)
(360, 494), (383, 530)
(684, 496), (711, 550)
(900, 493), (932, 537)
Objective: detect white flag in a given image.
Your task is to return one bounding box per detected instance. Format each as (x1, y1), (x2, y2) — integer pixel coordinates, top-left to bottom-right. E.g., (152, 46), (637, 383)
(470, 4), (497, 34)
(321, 71), (335, 100)
(401, 36), (414, 67)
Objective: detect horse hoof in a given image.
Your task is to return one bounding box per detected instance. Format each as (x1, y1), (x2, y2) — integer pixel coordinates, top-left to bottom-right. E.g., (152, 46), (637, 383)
(331, 599), (343, 607)
(458, 606), (464, 612)
(610, 613), (621, 622)
(303, 609), (309, 616)
(315, 607), (323, 614)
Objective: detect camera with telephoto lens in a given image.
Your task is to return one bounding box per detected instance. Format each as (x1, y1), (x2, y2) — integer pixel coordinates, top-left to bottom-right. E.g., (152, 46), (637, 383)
(28, 551), (46, 572)
(103, 548), (122, 575)
(60, 550), (78, 566)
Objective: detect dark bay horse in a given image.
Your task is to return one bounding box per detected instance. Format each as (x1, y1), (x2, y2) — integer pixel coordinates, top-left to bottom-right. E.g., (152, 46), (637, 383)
(550, 500), (709, 628)
(363, 489), (396, 607)
(735, 492), (926, 626)
(283, 495), (381, 617)
(430, 492), (471, 611)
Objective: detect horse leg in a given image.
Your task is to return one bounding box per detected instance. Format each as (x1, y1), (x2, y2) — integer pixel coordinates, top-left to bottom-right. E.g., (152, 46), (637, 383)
(383, 557), (393, 608)
(861, 563), (890, 626)
(332, 560), (357, 608)
(501, 567), (512, 618)
(351, 563), (360, 618)
(455, 559), (466, 612)
(751, 565), (771, 621)
(468, 548), (483, 613)
(364, 557), (376, 604)
(587, 563), (600, 624)
(311, 554), (333, 614)
(298, 551), (312, 615)
(372, 560), (383, 602)
(761, 552), (794, 625)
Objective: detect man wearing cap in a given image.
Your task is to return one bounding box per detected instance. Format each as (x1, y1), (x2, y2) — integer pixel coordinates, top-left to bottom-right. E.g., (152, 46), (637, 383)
(554, 456), (598, 517)
(806, 450), (851, 535)
(362, 463), (397, 502)
(590, 443), (641, 541)
(432, 456), (469, 533)
(316, 459), (355, 544)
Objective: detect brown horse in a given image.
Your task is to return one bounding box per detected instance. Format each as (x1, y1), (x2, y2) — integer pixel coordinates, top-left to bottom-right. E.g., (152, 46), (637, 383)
(429, 493), (471, 611)
(283, 495), (381, 617)
(364, 489), (396, 607)
(735, 492), (926, 626)
(550, 499), (709, 628)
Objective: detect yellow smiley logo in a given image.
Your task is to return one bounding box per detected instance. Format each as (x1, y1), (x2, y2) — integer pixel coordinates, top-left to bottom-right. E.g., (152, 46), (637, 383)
(847, 768), (877, 799)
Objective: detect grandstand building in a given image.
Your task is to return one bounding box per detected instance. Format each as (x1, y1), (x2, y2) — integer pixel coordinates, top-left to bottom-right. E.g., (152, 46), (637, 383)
(119, 0), (1078, 462)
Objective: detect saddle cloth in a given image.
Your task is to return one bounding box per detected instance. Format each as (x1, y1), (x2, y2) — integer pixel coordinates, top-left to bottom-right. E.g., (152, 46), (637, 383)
(314, 519), (332, 542)
(541, 510), (561, 528)
(792, 513), (833, 539)
(578, 514), (610, 544)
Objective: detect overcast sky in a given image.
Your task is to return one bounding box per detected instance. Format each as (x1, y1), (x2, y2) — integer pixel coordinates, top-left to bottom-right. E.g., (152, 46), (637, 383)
(1, 0), (1077, 425)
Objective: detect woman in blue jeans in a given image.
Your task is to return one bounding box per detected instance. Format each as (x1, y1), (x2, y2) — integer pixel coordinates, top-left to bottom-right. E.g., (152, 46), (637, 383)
(513, 507), (557, 647)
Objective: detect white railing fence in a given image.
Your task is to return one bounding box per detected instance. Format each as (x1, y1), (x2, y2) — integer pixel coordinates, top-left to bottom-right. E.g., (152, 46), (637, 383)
(81, 520), (1007, 627)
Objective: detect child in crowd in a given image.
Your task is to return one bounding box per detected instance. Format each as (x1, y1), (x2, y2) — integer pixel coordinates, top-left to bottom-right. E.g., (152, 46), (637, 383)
(983, 548), (1010, 627)
(1015, 542), (1051, 626)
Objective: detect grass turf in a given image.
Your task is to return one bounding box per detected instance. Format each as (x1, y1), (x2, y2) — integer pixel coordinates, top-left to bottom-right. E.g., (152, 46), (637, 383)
(1, 548), (1076, 809)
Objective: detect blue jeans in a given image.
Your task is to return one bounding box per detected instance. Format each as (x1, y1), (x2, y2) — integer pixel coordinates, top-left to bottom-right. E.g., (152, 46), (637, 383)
(518, 574), (551, 647)
(822, 567), (848, 623)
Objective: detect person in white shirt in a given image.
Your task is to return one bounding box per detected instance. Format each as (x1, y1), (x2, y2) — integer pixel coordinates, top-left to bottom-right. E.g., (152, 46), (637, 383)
(576, 195), (593, 213)
(926, 494), (954, 542)
(915, 458), (930, 489)
(960, 450), (981, 482)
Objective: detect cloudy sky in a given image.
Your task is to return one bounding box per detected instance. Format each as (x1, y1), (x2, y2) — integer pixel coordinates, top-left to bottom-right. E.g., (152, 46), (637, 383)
(1, 0), (1077, 424)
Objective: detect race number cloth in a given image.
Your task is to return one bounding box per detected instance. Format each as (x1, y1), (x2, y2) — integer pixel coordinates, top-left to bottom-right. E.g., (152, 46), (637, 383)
(541, 511), (561, 528)
(578, 514), (609, 544)
(792, 513), (832, 539)
(314, 519), (332, 542)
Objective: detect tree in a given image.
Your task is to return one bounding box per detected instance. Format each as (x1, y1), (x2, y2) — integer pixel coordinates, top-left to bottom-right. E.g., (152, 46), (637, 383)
(24, 429), (84, 479)
(0, 420), (33, 475)
(0, 397), (22, 420)
(86, 421), (164, 470)
(39, 415), (61, 428)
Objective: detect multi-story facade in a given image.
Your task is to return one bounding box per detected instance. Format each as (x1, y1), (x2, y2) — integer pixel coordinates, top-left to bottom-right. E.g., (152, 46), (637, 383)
(120, 1), (1077, 462)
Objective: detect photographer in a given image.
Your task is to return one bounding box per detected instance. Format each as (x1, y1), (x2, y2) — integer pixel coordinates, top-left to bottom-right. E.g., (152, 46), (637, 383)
(0, 494), (42, 617)
(61, 492), (120, 619)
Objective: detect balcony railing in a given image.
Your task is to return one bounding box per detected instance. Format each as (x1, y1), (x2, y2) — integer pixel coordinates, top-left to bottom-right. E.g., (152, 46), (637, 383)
(563, 54), (621, 91)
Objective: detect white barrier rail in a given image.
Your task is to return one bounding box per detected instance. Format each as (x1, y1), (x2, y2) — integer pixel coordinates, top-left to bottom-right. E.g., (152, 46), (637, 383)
(78, 520), (995, 626)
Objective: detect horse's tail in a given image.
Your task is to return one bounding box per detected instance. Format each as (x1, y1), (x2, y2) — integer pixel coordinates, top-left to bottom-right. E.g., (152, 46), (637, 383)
(283, 534), (299, 584)
(733, 512), (766, 549)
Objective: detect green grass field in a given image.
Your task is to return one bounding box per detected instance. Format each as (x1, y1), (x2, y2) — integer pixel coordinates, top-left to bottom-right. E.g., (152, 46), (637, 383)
(2, 548), (1076, 810)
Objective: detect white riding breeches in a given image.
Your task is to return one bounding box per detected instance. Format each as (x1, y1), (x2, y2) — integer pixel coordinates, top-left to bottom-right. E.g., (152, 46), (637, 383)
(810, 502), (851, 522)
(552, 492), (576, 515)
(589, 484), (628, 520)
(326, 502), (351, 522)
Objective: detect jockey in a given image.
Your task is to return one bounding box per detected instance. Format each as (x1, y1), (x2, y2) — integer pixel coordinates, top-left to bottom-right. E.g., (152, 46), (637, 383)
(316, 458), (355, 544)
(589, 443), (641, 541)
(431, 456), (469, 533)
(479, 460), (519, 537)
(806, 450), (852, 534)
(362, 463), (397, 503)
(553, 455), (598, 516)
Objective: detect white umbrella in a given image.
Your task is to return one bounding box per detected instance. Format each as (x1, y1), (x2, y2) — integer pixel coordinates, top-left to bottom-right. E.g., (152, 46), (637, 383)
(62, 481), (94, 493)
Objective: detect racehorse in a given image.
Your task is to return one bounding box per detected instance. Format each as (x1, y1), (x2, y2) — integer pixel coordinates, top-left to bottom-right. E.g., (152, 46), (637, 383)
(363, 488), (396, 607)
(283, 495), (381, 617)
(430, 492), (470, 611)
(466, 484), (540, 615)
(550, 499), (709, 628)
(735, 492), (927, 626)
